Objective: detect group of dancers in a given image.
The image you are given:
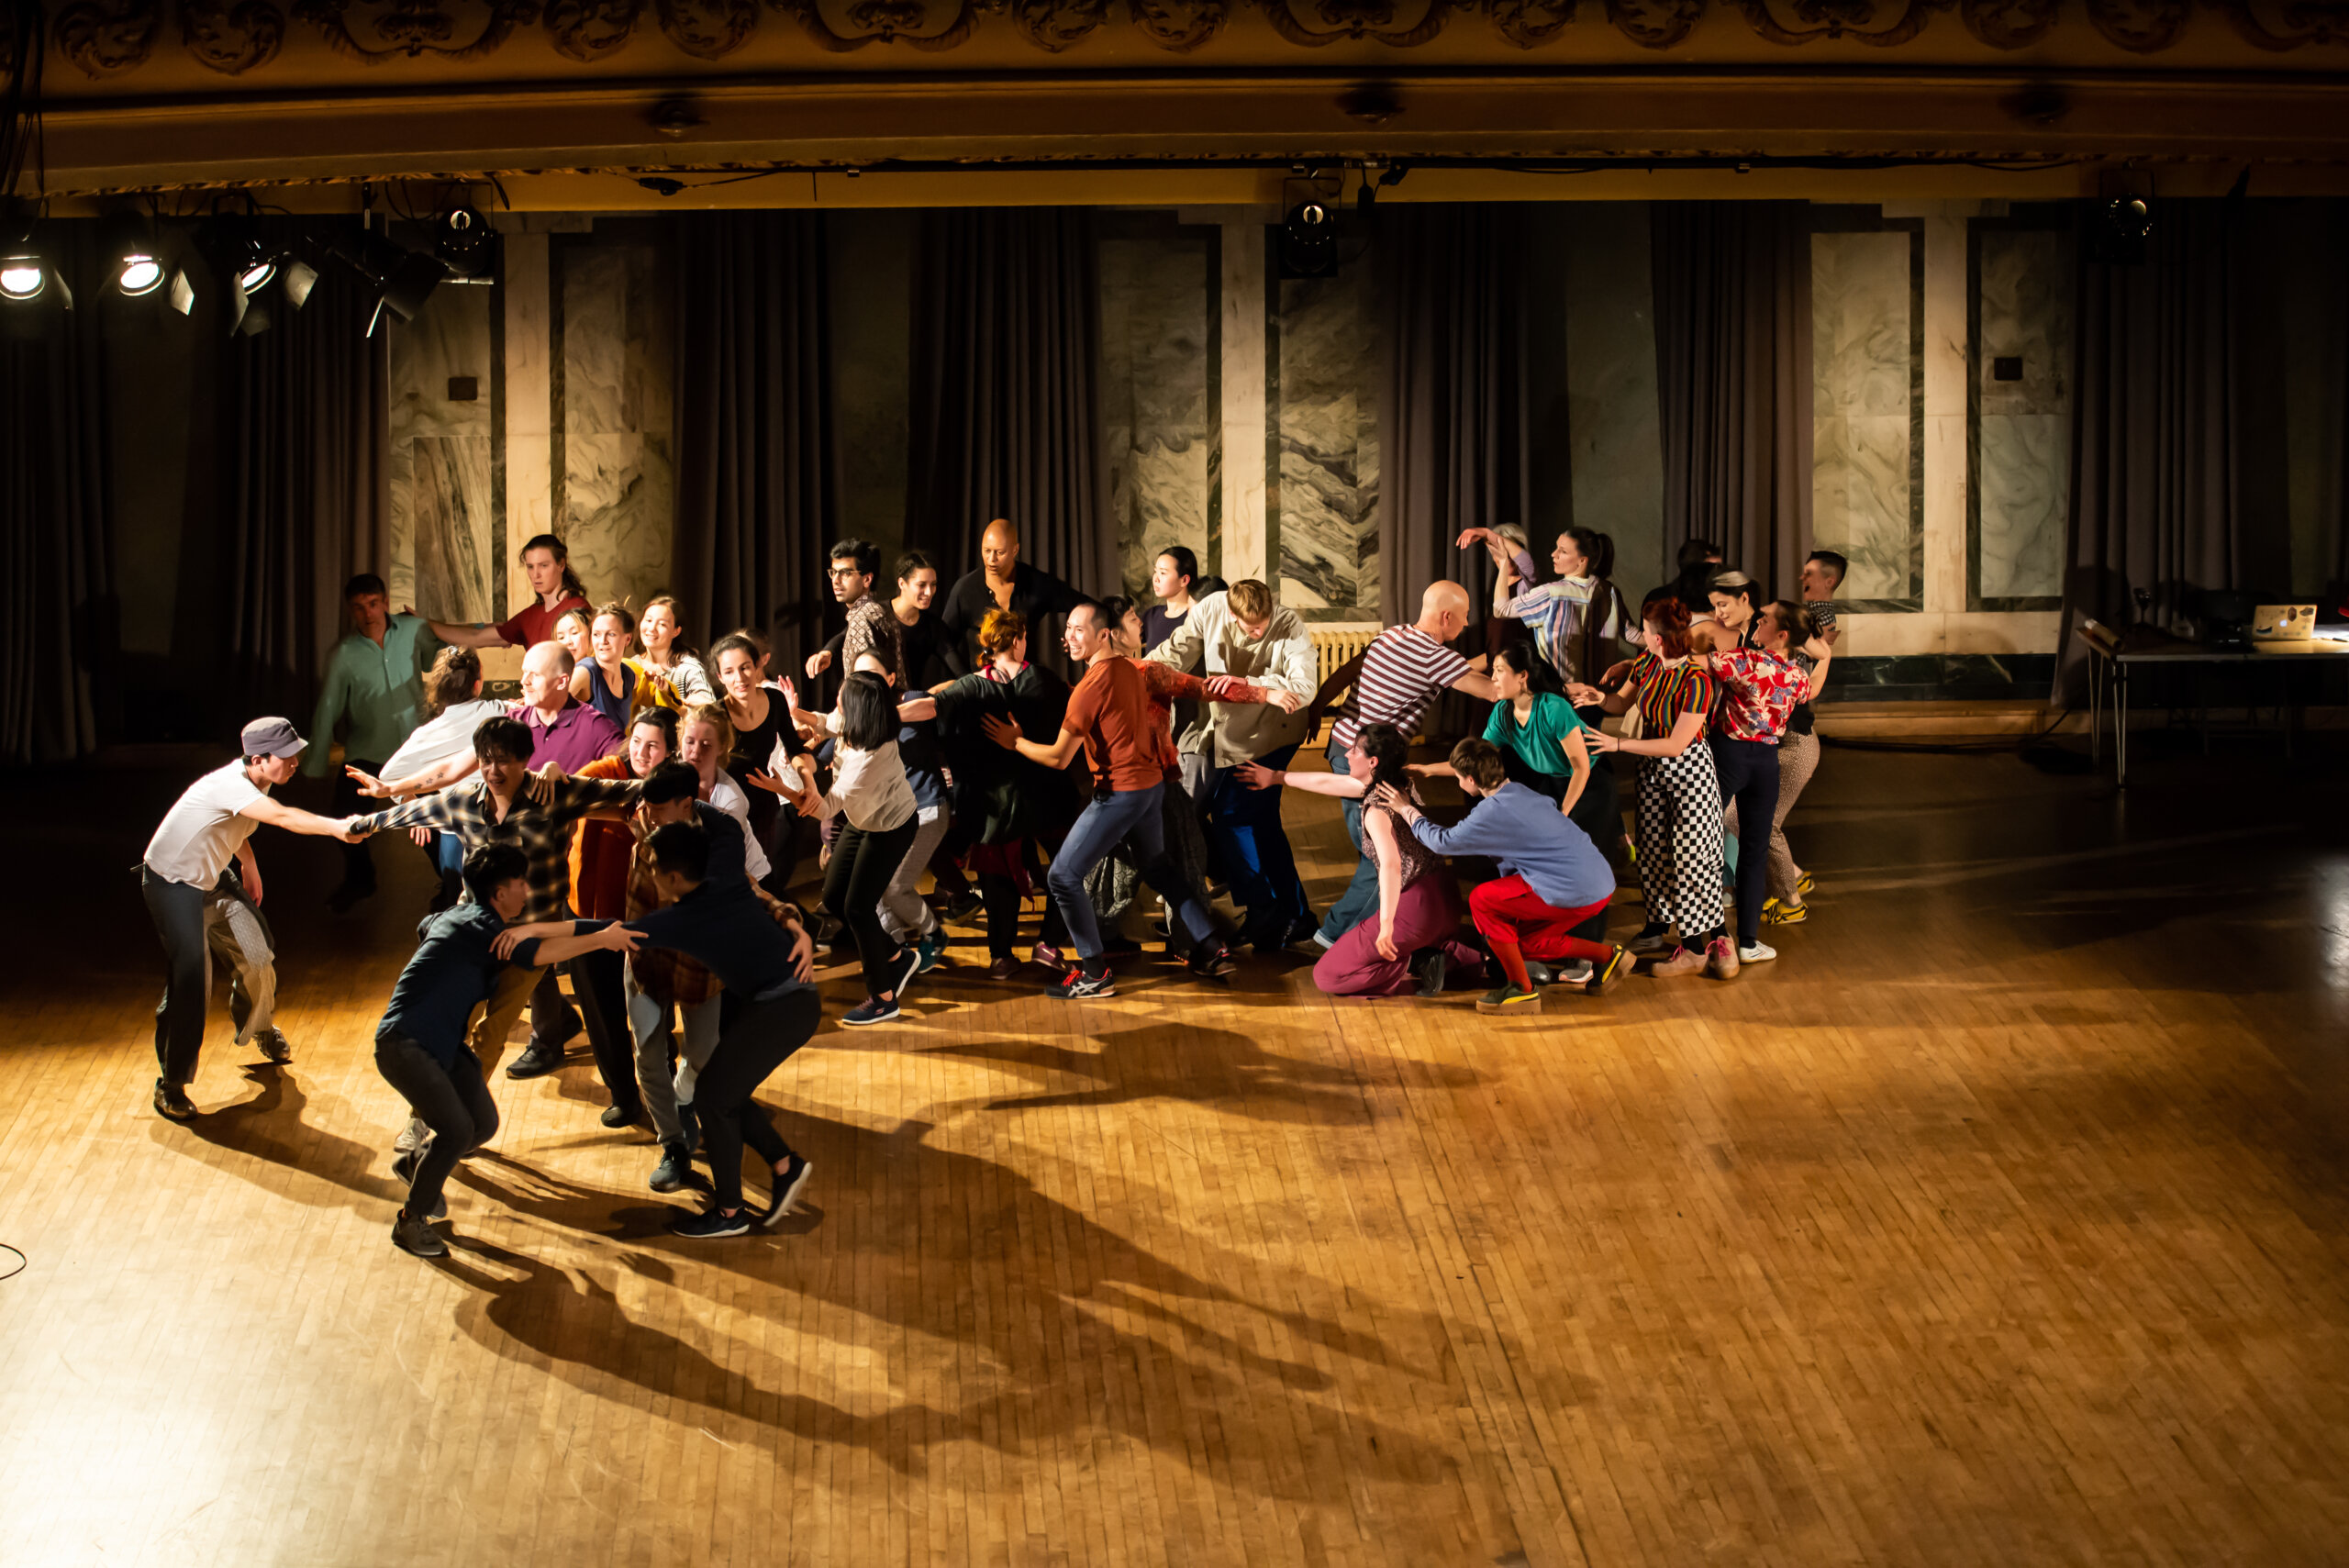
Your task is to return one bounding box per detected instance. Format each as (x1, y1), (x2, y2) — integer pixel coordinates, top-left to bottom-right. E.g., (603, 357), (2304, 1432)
(136, 522), (1846, 1256)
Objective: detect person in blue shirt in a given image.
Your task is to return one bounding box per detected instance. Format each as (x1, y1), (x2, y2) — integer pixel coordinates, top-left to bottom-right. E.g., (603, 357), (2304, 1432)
(1372, 739), (1634, 1015)
(373, 843), (551, 1259)
(503, 821), (820, 1240)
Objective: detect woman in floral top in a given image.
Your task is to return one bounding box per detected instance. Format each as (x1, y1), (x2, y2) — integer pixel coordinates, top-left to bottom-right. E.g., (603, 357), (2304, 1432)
(1701, 600), (1813, 967)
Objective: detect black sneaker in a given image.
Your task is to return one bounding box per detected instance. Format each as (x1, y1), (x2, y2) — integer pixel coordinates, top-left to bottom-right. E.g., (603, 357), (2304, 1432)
(887, 944), (922, 1006)
(942, 891), (984, 923)
(763, 1153), (814, 1227)
(1413, 950), (1449, 998)
(1186, 943), (1238, 982)
(153, 1079), (196, 1121)
(391, 1207), (448, 1258)
(506, 1041), (564, 1079)
(841, 996), (902, 1027)
(1049, 965), (1117, 1000)
(649, 1140), (695, 1193)
(252, 1028), (292, 1064)
(1586, 945), (1635, 996)
(393, 1149), (419, 1185)
(599, 1101), (642, 1129)
(668, 1206), (752, 1240)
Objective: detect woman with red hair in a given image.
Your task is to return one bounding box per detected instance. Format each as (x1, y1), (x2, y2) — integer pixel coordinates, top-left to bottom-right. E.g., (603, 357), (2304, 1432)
(1580, 595), (1735, 980)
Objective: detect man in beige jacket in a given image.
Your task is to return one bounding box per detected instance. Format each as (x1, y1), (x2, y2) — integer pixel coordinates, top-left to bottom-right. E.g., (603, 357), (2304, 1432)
(1146, 579), (1321, 952)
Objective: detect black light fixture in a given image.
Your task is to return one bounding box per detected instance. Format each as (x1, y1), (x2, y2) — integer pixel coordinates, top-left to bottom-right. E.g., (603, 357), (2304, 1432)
(215, 210), (279, 295)
(101, 212), (167, 297)
(0, 249), (42, 302)
(2088, 194), (2152, 267)
(1279, 198), (1337, 278)
(326, 223), (450, 334)
(433, 205), (496, 281)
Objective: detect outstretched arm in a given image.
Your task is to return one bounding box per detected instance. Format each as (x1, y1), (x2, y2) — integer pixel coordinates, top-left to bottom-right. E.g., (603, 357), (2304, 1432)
(1236, 760), (1365, 798)
(239, 793), (362, 840)
(406, 610), (508, 650)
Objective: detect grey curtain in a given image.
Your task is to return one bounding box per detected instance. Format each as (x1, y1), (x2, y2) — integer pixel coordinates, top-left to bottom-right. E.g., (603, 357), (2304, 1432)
(906, 207), (1113, 592)
(1378, 204), (1532, 629)
(0, 227), (115, 765)
(671, 212), (835, 681)
(2058, 199), (2243, 697)
(220, 218), (390, 721)
(1651, 202), (1814, 596)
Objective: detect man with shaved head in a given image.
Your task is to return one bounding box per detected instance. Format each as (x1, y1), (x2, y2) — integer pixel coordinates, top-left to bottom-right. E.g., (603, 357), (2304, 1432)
(1307, 580), (1503, 947)
(939, 517), (1086, 672)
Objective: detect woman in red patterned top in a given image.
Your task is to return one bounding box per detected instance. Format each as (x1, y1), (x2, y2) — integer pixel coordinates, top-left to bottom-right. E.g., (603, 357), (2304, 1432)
(1698, 598), (1811, 971)
(1582, 598), (1736, 981)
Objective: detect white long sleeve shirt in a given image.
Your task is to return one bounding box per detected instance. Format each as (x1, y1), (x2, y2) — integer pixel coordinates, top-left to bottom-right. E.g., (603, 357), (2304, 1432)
(1143, 591), (1319, 767)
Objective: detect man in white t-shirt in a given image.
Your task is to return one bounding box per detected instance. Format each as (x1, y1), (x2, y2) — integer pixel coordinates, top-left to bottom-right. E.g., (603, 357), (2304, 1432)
(142, 717), (364, 1120)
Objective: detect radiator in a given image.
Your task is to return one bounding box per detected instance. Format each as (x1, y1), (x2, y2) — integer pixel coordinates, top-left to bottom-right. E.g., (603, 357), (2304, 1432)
(1309, 628), (1378, 689)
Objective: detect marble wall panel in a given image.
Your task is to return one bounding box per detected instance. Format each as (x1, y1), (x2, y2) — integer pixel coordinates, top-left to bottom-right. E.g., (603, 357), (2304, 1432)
(409, 436), (496, 621)
(557, 231), (676, 613)
(1101, 226), (1214, 598)
(1273, 267), (1379, 614)
(1974, 225), (2070, 606)
(1814, 413), (1914, 598)
(1812, 228), (1919, 604)
(1978, 413), (2067, 602)
(1219, 218), (1268, 584)
(387, 284), (495, 618)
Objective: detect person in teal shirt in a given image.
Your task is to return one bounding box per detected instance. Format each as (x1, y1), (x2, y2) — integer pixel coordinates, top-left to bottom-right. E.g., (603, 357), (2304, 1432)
(1414, 642), (1593, 818)
(306, 573), (432, 911)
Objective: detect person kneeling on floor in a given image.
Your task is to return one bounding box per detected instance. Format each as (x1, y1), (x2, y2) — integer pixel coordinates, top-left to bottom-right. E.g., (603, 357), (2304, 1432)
(1370, 738), (1634, 1015)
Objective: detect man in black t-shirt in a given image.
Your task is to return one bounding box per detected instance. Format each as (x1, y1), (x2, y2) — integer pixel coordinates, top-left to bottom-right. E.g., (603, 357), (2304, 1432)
(939, 518), (1086, 673)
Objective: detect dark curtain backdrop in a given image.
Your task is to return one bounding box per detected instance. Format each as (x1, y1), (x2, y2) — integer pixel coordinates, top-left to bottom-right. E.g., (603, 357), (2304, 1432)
(1378, 204), (1532, 630)
(2057, 200), (2244, 699)
(671, 212), (835, 680)
(1650, 202), (1814, 597)
(221, 219), (390, 720)
(905, 208), (1113, 593)
(0, 228), (115, 765)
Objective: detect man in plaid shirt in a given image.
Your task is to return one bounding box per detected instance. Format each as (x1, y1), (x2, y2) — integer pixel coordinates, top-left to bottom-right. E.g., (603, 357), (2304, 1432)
(348, 714), (643, 1082)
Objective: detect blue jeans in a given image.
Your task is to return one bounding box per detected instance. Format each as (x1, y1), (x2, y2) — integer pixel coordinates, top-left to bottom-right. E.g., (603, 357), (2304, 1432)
(1197, 743), (1310, 936)
(1316, 735), (1380, 944)
(1048, 782), (1218, 961)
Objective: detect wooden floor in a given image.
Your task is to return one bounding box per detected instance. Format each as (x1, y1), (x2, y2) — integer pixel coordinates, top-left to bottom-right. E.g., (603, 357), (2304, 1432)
(6, 735), (2349, 1566)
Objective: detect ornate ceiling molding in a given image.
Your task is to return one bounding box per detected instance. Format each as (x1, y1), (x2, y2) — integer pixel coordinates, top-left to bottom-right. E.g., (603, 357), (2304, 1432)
(34, 0), (2349, 80)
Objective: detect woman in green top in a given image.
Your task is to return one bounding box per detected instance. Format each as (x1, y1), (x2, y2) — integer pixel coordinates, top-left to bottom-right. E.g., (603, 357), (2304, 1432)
(1413, 643), (1593, 817)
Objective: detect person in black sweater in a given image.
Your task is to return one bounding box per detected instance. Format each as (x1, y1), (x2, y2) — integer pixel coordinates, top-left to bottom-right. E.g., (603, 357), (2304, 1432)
(373, 844), (552, 1259)
(504, 822), (820, 1240)
(939, 518), (1087, 674)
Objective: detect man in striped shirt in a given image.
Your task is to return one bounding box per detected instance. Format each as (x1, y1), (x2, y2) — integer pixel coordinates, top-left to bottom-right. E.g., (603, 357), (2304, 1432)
(1312, 581), (1501, 946)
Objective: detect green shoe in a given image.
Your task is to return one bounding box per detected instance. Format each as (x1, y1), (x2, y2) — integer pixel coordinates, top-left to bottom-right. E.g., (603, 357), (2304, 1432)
(1475, 984), (1542, 1015)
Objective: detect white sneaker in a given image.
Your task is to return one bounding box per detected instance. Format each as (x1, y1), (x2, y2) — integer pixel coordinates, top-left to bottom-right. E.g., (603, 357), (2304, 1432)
(1557, 961), (1595, 985)
(1737, 941), (1777, 964)
(393, 1115), (426, 1155)
(1312, 930), (1335, 951)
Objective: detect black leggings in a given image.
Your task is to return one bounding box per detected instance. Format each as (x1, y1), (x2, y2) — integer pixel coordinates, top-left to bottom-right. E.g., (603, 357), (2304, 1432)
(701, 988), (822, 1210)
(569, 949), (638, 1114)
(823, 816), (918, 997)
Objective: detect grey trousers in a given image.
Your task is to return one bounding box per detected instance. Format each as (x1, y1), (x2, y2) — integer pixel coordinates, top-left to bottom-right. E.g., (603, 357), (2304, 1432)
(1726, 728), (1820, 906)
(624, 967), (722, 1146)
(144, 865), (277, 1087)
(880, 805), (950, 945)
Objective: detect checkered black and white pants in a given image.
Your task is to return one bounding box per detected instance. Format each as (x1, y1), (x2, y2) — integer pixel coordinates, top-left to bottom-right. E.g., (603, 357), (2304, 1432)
(1633, 747), (1726, 934)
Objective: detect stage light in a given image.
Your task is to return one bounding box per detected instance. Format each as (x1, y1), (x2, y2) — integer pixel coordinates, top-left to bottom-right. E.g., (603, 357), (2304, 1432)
(1279, 199), (1337, 278)
(433, 206), (495, 279)
(282, 258), (319, 310)
(213, 210), (280, 295)
(117, 252), (164, 295)
(0, 254), (41, 301)
(2089, 195), (2152, 267)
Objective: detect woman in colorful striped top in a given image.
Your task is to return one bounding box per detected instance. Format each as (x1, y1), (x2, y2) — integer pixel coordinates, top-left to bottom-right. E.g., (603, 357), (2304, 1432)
(1584, 599), (1736, 981)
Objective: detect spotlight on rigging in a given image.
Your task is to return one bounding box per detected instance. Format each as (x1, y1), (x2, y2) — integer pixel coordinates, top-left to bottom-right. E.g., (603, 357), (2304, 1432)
(1278, 198), (1338, 279)
(2088, 194), (2152, 267)
(0, 251), (43, 302)
(101, 213), (169, 297)
(433, 206), (497, 281)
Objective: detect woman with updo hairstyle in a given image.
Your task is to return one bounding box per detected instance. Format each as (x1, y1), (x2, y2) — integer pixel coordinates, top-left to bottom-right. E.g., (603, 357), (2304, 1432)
(376, 646), (505, 907)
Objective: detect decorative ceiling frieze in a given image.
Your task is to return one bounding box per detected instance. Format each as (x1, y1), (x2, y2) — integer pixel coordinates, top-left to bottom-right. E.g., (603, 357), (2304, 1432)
(36, 0), (2349, 78)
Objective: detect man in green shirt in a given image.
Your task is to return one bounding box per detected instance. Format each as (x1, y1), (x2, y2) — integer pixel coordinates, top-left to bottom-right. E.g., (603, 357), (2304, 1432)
(306, 573), (431, 912)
